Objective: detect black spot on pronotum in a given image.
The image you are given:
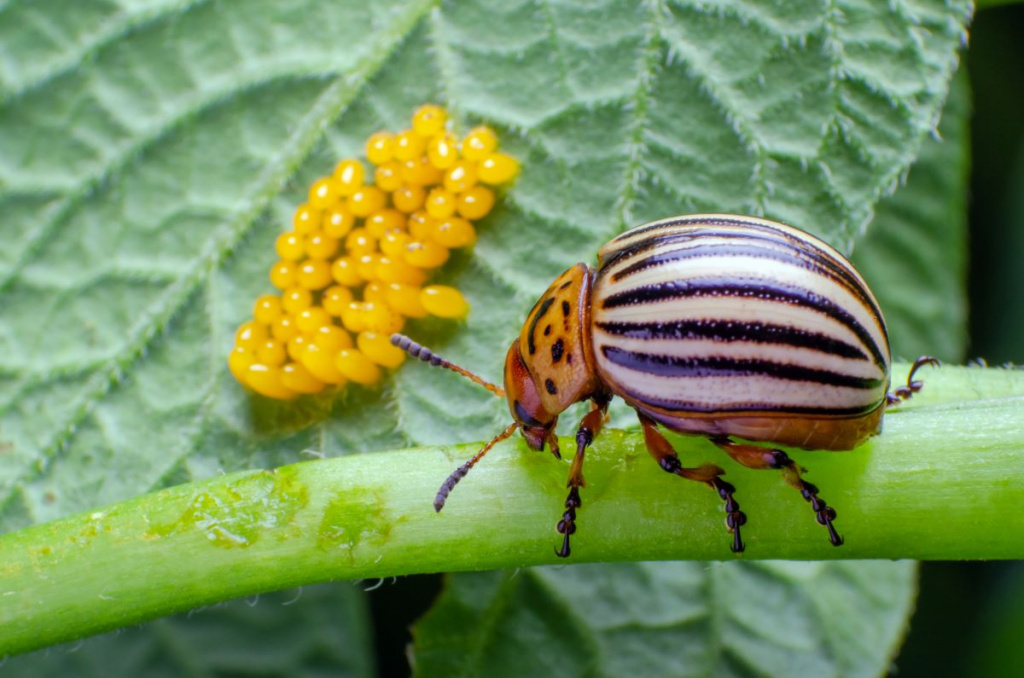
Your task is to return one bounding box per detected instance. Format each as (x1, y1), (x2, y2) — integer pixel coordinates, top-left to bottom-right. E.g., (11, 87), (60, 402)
(551, 339), (565, 363)
(566, 354), (573, 365)
(545, 378), (558, 395)
(559, 280), (572, 290)
(526, 297), (556, 356)
(562, 300), (571, 317)
(544, 324), (552, 336)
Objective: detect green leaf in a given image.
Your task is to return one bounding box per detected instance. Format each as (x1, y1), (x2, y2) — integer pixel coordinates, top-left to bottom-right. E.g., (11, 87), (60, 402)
(851, 68), (970, 363)
(0, 583), (375, 677)
(411, 561), (916, 678)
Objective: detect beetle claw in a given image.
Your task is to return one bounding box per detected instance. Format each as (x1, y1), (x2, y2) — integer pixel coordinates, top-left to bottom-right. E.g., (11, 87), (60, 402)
(798, 479), (843, 546)
(710, 477), (747, 554)
(554, 486), (581, 558)
(887, 356), (938, 407)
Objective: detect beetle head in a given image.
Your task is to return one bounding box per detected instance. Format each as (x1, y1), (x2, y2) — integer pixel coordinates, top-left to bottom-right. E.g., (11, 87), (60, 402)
(504, 341), (561, 456)
(505, 263), (599, 457)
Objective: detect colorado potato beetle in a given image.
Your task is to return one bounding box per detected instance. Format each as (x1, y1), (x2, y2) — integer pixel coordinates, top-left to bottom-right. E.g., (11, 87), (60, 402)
(392, 214), (936, 556)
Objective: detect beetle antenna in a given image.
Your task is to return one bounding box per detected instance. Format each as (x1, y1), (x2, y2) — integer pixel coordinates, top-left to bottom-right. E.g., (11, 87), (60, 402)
(434, 422), (519, 511)
(391, 333), (506, 398)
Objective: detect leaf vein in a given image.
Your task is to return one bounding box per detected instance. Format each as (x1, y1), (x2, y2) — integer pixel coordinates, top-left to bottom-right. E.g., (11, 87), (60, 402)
(0, 0), (439, 511)
(613, 0), (663, 233)
(0, 0), (209, 103)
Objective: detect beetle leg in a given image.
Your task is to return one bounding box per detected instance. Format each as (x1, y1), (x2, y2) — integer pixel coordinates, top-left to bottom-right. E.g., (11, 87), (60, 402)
(638, 414), (747, 553)
(710, 436), (843, 546)
(886, 355), (939, 407)
(556, 400), (609, 558)
(545, 428), (561, 460)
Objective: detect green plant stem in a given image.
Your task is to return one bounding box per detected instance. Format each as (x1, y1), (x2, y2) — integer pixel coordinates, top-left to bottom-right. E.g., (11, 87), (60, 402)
(1, 364), (1022, 656)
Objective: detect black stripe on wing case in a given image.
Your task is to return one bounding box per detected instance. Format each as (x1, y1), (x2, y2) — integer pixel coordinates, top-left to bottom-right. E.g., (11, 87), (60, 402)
(600, 277), (887, 369)
(604, 216), (875, 287)
(595, 319), (869, 361)
(600, 346), (885, 390)
(604, 230), (884, 325)
(615, 383), (883, 417)
(606, 216), (771, 246)
(601, 218), (797, 269)
(608, 230), (849, 285)
(610, 241), (828, 284)
(608, 216), (820, 257)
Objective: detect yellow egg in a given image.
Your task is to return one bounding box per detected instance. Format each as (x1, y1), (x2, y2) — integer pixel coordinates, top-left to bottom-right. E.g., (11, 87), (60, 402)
(246, 364), (296, 399)
(281, 362), (325, 394)
(420, 285), (469, 318)
(358, 331), (407, 368)
(335, 349), (383, 385)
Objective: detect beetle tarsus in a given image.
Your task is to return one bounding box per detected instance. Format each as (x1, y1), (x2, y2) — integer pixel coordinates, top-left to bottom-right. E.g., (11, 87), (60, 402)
(710, 477), (746, 553)
(886, 355), (939, 407)
(712, 436), (842, 547)
(639, 414), (747, 552)
(798, 480), (843, 546)
(789, 470), (843, 547)
(555, 486), (582, 559)
(552, 401), (607, 557)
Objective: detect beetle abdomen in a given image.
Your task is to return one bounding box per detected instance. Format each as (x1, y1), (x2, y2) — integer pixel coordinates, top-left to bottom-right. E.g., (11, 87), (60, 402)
(591, 215), (891, 449)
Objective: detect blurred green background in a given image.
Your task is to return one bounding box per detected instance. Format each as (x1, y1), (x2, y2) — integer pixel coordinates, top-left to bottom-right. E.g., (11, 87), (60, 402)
(895, 4), (1024, 676)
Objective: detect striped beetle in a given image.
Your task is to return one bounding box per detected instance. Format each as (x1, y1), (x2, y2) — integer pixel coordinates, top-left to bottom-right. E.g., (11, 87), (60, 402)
(392, 214), (936, 556)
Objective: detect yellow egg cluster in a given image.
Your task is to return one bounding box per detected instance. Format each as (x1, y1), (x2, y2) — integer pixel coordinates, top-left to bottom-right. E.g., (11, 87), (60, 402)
(229, 105), (519, 399)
